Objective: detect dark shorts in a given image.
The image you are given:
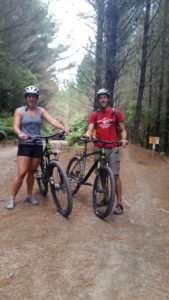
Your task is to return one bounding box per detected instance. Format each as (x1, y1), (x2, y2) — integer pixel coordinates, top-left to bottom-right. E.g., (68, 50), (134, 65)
(17, 144), (43, 158)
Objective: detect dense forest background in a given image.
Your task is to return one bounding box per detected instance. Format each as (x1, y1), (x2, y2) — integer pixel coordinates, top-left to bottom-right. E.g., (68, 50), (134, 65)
(0, 0), (169, 155)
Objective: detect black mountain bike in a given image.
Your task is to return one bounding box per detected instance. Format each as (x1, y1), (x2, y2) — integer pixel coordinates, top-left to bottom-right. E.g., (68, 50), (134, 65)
(66, 138), (121, 219)
(32, 131), (72, 217)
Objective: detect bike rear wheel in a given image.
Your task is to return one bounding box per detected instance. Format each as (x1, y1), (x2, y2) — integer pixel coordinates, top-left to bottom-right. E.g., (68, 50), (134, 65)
(93, 166), (115, 219)
(49, 160), (72, 217)
(66, 156), (82, 195)
(35, 160), (48, 196)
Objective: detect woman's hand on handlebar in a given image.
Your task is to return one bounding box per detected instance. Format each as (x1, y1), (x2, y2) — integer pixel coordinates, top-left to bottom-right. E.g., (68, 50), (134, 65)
(18, 133), (28, 141)
(63, 127), (70, 134)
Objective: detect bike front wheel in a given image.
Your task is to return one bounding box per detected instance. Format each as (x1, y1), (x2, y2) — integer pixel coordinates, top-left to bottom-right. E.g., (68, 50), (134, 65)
(66, 156), (82, 195)
(49, 160), (72, 217)
(93, 166), (115, 219)
(35, 160), (48, 196)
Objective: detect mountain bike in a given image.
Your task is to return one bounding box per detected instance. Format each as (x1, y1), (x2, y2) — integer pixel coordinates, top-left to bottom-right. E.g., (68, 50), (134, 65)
(66, 138), (121, 219)
(32, 131), (72, 217)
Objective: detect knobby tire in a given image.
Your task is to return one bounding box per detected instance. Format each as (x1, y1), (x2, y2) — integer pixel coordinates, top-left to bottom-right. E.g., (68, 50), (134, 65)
(49, 160), (72, 217)
(36, 160), (48, 196)
(93, 165), (115, 219)
(66, 156), (82, 195)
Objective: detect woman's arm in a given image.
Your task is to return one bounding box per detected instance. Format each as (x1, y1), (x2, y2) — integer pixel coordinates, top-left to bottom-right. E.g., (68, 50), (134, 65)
(13, 108), (28, 140)
(13, 108), (21, 136)
(41, 107), (69, 132)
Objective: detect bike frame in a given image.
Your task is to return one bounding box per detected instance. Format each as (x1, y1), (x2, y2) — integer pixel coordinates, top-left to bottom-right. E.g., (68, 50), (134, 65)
(72, 138), (121, 190)
(42, 139), (53, 180)
(33, 131), (64, 181)
(75, 144), (108, 188)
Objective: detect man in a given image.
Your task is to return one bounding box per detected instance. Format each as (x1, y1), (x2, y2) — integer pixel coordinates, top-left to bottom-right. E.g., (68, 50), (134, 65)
(84, 88), (128, 215)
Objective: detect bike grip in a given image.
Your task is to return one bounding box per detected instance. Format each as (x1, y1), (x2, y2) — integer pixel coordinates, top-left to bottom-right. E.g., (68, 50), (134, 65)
(80, 137), (91, 142)
(58, 130), (65, 139)
(27, 136), (33, 141)
(27, 135), (41, 142)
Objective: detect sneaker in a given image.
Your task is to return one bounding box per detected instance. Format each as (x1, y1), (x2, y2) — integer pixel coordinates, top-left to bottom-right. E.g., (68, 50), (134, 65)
(25, 196), (39, 205)
(97, 198), (109, 207)
(113, 204), (123, 215)
(6, 197), (15, 209)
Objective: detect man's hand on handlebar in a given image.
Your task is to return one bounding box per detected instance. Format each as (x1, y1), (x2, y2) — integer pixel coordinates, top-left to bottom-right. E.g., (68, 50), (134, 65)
(121, 139), (128, 148)
(83, 132), (91, 139)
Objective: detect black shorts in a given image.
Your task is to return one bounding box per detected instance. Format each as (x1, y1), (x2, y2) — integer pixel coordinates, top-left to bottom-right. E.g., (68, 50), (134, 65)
(17, 144), (43, 158)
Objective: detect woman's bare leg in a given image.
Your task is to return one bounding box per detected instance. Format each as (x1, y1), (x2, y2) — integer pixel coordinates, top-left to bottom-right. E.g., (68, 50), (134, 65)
(11, 156), (31, 198)
(26, 158), (41, 196)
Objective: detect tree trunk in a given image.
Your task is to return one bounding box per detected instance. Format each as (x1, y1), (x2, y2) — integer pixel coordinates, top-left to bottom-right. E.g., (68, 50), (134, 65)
(146, 54), (153, 148)
(94, 0), (105, 108)
(105, 0), (119, 103)
(163, 0), (169, 155)
(156, 0), (168, 139)
(132, 0), (151, 143)
(164, 79), (169, 155)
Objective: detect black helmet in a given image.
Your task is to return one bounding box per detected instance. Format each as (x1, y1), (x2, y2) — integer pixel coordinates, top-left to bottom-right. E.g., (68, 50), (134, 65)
(96, 88), (110, 99)
(24, 86), (39, 97)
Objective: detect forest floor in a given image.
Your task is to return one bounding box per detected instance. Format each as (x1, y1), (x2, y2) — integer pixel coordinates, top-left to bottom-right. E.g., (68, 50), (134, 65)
(0, 142), (169, 300)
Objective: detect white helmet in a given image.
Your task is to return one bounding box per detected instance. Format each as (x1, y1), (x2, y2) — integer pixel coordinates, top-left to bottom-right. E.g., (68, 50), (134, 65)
(96, 88), (110, 99)
(24, 86), (39, 97)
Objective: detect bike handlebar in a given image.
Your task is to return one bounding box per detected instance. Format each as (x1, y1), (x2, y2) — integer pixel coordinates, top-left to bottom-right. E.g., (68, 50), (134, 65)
(27, 130), (65, 142)
(80, 137), (122, 146)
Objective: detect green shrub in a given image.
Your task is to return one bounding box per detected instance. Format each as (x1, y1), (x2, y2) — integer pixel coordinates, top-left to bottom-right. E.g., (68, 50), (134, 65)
(0, 113), (14, 140)
(66, 114), (88, 146)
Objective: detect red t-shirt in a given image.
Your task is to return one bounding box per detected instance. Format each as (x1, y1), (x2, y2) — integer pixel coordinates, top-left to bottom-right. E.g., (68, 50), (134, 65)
(88, 107), (124, 148)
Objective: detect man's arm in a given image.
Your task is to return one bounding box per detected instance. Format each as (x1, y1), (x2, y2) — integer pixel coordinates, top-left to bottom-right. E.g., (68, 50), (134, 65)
(119, 122), (128, 147)
(84, 123), (94, 138)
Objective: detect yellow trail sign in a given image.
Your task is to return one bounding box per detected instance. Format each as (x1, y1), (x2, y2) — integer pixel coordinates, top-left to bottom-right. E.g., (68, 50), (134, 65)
(149, 136), (160, 145)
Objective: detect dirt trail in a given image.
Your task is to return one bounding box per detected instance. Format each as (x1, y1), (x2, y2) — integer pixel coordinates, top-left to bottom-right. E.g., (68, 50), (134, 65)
(0, 143), (169, 300)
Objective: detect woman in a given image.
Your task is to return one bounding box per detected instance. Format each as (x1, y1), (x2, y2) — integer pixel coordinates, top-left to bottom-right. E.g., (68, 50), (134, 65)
(6, 85), (69, 209)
